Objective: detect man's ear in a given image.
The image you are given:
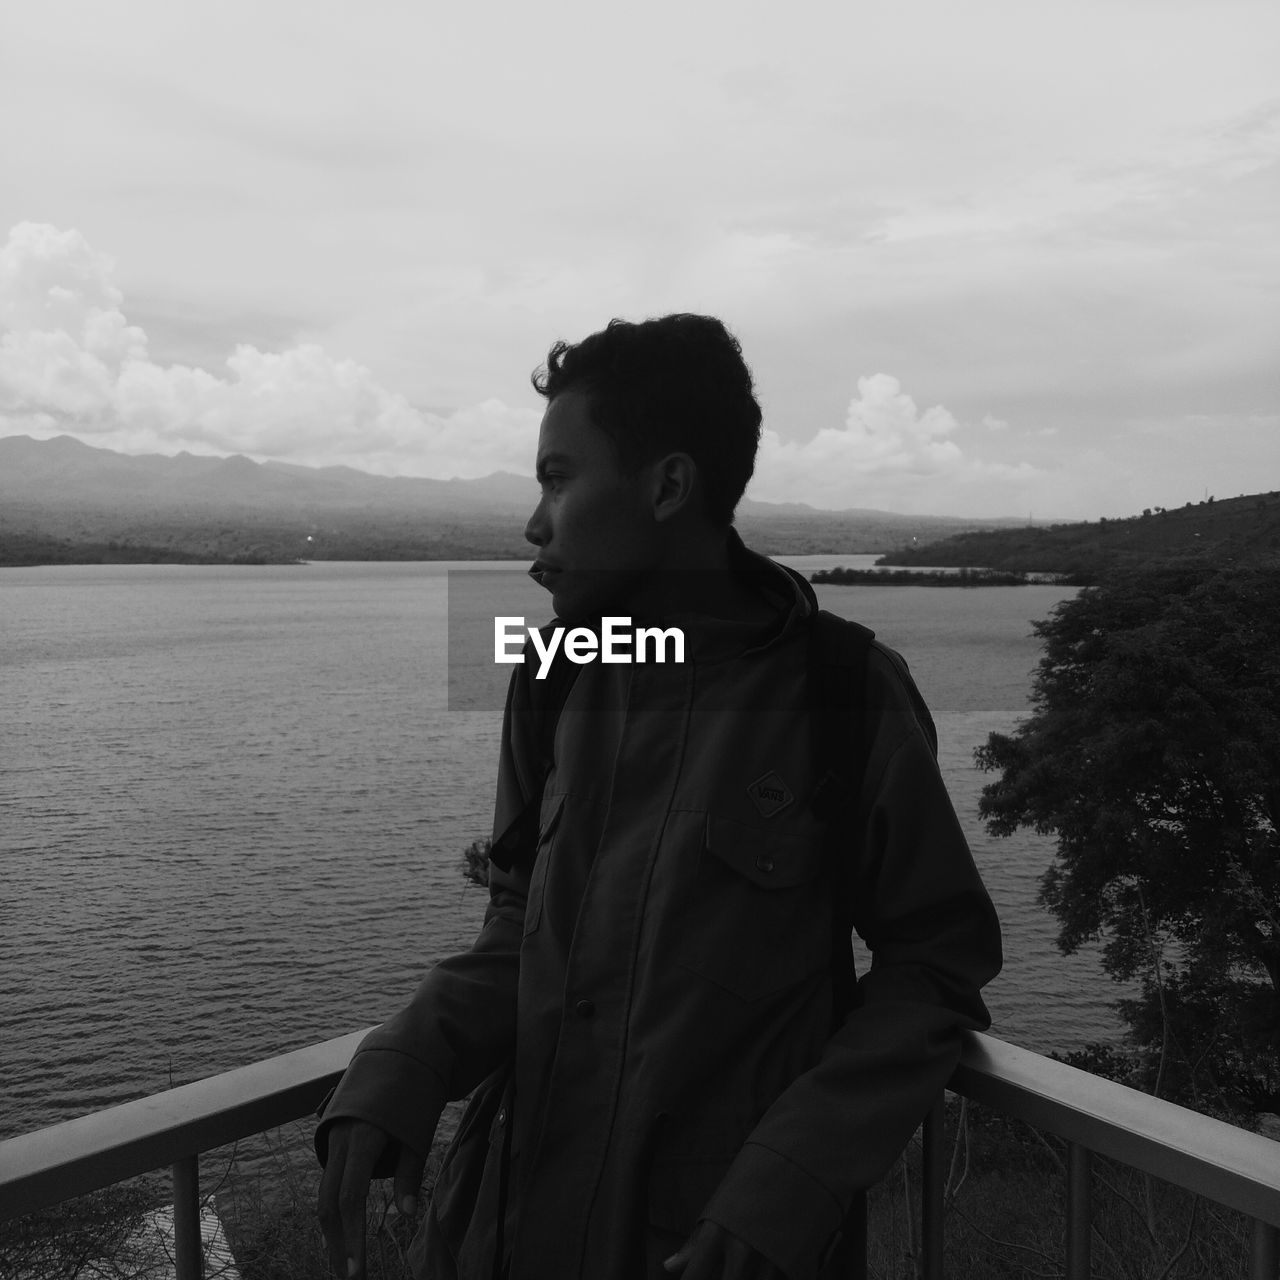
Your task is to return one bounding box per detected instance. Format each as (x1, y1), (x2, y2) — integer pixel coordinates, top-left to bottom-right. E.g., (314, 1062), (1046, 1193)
(648, 453), (698, 524)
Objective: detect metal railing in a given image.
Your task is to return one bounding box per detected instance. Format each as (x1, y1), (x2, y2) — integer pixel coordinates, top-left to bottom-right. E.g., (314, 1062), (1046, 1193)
(0, 1028), (369, 1277)
(2, 1031), (1278, 1279)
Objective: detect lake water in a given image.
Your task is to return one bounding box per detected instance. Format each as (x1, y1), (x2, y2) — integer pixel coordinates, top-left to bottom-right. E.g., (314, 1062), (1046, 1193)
(0, 557), (1126, 1142)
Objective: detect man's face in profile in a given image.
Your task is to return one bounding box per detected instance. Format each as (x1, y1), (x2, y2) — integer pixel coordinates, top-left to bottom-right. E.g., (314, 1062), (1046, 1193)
(525, 388), (659, 622)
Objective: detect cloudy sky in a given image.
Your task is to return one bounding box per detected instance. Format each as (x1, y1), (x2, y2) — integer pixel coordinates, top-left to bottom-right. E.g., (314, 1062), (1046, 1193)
(1, 0), (1276, 518)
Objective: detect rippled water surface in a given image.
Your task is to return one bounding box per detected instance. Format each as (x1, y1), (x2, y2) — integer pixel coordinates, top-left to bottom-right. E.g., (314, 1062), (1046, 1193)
(1, 559), (1121, 1139)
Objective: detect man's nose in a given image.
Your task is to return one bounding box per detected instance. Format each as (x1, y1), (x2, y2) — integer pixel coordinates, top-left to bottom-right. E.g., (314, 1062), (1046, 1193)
(524, 498), (548, 547)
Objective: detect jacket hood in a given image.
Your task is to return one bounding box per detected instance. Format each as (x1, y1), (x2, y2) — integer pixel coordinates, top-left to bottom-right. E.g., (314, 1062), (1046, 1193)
(728, 527), (819, 622)
(653, 529), (817, 663)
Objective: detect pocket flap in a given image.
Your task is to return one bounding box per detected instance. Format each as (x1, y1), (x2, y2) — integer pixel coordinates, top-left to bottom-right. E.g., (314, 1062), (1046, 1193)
(704, 815), (823, 889)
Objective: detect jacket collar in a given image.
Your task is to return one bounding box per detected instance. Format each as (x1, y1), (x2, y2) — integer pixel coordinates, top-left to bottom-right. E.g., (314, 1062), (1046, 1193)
(650, 528), (814, 662)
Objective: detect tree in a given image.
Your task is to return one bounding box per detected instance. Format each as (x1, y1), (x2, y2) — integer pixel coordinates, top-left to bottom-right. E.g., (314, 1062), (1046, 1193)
(976, 565), (1280, 1118)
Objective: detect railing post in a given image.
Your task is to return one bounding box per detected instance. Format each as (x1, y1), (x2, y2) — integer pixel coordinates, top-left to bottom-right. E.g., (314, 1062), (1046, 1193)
(172, 1155), (203, 1280)
(921, 1095), (946, 1280)
(1065, 1142), (1091, 1280)
(1252, 1218), (1279, 1280)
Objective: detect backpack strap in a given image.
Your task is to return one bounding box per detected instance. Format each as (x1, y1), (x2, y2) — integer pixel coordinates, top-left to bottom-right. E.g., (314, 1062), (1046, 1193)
(806, 610), (877, 1026)
(808, 611), (876, 824)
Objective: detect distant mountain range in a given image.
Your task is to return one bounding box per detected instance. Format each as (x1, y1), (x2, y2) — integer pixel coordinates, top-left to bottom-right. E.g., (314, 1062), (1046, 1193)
(0, 432), (537, 513)
(0, 433), (1038, 564)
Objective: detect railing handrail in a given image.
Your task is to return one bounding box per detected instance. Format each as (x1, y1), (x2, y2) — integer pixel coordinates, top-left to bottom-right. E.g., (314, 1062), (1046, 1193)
(954, 1035), (1280, 1227)
(0, 1027), (374, 1220)
(3, 1029), (1279, 1229)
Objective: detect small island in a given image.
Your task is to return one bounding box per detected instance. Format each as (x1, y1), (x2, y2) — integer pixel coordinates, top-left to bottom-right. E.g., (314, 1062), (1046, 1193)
(811, 566), (1068, 587)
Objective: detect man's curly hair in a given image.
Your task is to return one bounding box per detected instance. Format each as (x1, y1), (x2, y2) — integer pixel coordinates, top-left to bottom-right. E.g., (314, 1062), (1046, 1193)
(530, 314), (762, 527)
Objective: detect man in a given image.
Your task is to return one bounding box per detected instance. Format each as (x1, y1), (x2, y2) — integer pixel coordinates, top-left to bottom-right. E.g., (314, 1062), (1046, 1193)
(317, 314), (1002, 1279)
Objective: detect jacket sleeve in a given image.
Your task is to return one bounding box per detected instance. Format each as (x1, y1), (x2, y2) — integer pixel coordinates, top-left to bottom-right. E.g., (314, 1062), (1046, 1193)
(701, 645), (1003, 1279)
(314, 664), (543, 1174)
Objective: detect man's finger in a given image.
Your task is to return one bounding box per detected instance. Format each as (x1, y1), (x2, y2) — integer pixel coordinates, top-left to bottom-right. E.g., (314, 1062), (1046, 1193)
(393, 1142), (426, 1217)
(663, 1239), (693, 1273)
(317, 1129), (351, 1276)
(316, 1121), (386, 1279)
(665, 1221), (724, 1280)
(337, 1163), (369, 1280)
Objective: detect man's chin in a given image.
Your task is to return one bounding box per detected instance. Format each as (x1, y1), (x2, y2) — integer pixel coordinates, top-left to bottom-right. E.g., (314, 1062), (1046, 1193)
(545, 570), (637, 625)
(548, 588), (601, 627)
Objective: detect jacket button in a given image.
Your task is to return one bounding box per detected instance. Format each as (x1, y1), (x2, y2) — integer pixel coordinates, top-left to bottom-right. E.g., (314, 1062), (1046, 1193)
(575, 999), (596, 1019)
(755, 854), (775, 874)
(496, 1108), (507, 1126)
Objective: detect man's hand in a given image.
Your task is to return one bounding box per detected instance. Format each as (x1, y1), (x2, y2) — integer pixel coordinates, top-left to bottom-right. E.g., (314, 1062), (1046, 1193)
(316, 1119), (425, 1279)
(664, 1220), (789, 1280)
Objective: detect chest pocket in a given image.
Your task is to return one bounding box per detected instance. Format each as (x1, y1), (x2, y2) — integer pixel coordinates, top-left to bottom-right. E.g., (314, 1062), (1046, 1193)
(677, 814), (830, 1001)
(523, 791), (566, 938)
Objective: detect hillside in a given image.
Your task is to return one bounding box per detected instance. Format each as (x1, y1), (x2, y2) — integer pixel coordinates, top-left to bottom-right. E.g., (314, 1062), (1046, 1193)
(0, 434), (1033, 564)
(877, 492), (1280, 578)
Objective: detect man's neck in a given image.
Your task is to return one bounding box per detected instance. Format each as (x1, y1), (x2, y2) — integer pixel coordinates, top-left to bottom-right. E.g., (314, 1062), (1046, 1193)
(629, 528), (774, 625)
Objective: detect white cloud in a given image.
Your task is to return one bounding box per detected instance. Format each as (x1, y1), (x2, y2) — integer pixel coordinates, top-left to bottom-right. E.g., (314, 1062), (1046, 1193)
(843, 374), (962, 463)
(0, 223), (542, 478)
(0, 224), (1077, 515)
(0, 224), (148, 423)
(749, 374), (1042, 515)
(4, 215), (1272, 521)
(0, 223), (146, 362)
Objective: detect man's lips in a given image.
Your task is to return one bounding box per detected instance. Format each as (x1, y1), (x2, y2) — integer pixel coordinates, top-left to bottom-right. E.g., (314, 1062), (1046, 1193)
(528, 561), (562, 588)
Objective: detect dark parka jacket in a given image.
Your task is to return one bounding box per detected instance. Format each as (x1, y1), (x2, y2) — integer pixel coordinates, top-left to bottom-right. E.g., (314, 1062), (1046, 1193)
(317, 544), (1002, 1279)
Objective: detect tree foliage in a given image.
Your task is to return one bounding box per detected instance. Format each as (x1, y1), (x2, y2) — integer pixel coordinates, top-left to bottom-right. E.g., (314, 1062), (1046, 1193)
(976, 565), (1280, 1116)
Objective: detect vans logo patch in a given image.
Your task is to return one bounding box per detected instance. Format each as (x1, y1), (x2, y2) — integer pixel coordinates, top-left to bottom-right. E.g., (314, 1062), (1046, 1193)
(747, 771), (794, 818)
